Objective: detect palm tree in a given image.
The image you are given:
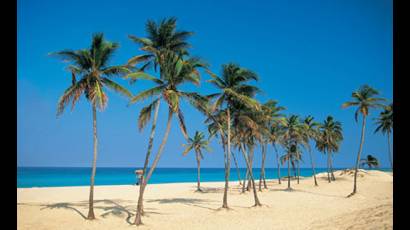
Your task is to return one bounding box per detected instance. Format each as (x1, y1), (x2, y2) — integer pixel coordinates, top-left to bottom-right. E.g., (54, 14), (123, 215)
(129, 53), (208, 225)
(342, 85), (385, 197)
(374, 103), (393, 170)
(360, 155), (380, 169)
(182, 131), (212, 191)
(231, 107), (263, 206)
(206, 63), (260, 208)
(51, 33), (132, 220)
(302, 116), (320, 186)
(315, 116), (343, 182)
(260, 100), (285, 189)
(127, 17), (193, 74)
(269, 122), (284, 184)
(280, 115), (305, 190)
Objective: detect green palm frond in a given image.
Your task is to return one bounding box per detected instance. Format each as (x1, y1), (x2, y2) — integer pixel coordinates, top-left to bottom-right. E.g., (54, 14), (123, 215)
(138, 98), (160, 131)
(101, 77), (132, 98)
(129, 85), (165, 105)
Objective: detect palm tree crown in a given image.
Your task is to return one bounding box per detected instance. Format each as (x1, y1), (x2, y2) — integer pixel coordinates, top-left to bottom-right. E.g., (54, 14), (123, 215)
(52, 33), (132, 115)
(342, 85), (386, 121)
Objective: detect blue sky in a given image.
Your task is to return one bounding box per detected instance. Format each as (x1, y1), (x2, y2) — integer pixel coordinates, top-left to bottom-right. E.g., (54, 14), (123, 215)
(17, 0), (392, 168)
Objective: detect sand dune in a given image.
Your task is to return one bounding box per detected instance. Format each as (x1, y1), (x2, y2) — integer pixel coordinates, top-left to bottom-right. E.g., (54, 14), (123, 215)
(17, 169), (392, 230)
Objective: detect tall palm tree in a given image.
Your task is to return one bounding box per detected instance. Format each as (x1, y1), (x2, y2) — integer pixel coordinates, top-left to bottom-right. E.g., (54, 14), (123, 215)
(374, 103), (393, 170)
(342, 85), (385, 197)
(360, 155), (380, 169)
(302, 116), (320, 186)
(206, 63), (260, 208)
(315, 116), (343, 182)
(51, 33), (132, 220)
(182, 131), (212, 191)
(129, 52), (208, 225)
(280, 115), (305, 190)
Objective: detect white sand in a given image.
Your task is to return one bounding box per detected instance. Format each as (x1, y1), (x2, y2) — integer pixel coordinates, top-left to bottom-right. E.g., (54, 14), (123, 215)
(17, 170), (392, 230)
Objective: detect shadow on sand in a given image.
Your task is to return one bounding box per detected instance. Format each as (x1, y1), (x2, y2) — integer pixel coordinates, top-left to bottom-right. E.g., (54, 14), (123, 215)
(19, 199), (162, 225)
(147, 197), (219, 211)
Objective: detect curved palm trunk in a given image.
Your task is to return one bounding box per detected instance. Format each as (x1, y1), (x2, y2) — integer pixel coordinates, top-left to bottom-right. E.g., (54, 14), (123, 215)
(240, 144), (262, 206)
(139, 99), (160, 214)
(242, 167), (249, 192)
(349, 115), (367, 197)
(327, 151), (331, 183)
(247, 147), (254, 191)
(387, 131), (393, 171)
(330, 155), (336, 181)
(134, 110), (173, 225)
(308, 149), (318, 186)
(87, 105), (98, 220)
(231, 151), (242, 185)
(259, 144), (267, 191)
(273, 144), (281, 184)
(196, 151), (202, 191)
(222, 108), (231, 208)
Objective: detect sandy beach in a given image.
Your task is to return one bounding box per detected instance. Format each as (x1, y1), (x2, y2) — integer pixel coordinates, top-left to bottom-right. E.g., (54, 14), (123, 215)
(17, 169), (392, 230)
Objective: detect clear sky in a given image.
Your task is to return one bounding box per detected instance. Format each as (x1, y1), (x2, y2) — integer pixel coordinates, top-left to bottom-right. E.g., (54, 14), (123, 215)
(17, 0), (392, 168)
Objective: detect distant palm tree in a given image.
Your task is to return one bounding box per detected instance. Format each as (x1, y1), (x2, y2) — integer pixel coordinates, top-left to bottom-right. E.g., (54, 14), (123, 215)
(262, 100), (285, 188)
(342, 85), (385, 197)
(51, 33), (132, 220)
(315, 116), (343, 182)
(182, 131), (212, 191)
(231, 110), (262, 206)
(374, 103), (393, 170)
(269, 122), (285, 185)
(360, 155), (380, 169)
(206, 63), (260, 208)
(302, 116), (320, 186)
(280, 115), (305, 190)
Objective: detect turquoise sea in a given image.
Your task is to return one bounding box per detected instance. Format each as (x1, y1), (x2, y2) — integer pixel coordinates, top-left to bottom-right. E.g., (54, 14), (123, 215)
(17, 167), (392, 188)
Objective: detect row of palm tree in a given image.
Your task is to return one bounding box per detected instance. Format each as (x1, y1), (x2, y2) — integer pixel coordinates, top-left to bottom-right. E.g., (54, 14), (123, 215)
(52, 17), (393, 226)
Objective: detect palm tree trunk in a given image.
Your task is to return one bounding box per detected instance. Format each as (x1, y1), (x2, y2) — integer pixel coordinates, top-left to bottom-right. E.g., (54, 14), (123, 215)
(387, 131), (393, 171)
(247, 147), (254, 191)
(259, 143), (267, 191)
(330, 155), (336, 181)
(134, 110), (173, 225)
(222, 108), (231, 208)
(139, 99), (160, 214)
(297, 160), (300, 184)
(242, 167), (248, 192)
(287, 153), (291, 190)
(240, 144), (262, 206)
(308, 149), (318, 186)
(327, 151), (331, 183)
(349, 115), (367, 197)
(273, 144), (281, 184)
(231, 151), (242, 185)
(196, 151), (201, 191)
(87, 105), (98, 220)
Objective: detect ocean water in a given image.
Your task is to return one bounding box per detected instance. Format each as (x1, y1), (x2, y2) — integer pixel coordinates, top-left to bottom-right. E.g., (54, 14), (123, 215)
(17, 167), (392, 188)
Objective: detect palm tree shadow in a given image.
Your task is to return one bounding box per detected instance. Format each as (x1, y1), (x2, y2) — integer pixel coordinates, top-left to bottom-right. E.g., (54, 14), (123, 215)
(294, 189), (346, 198)
(147, 198), (219, 211)
(37, 199), (161, 225)
(40, 202), (87, 219)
